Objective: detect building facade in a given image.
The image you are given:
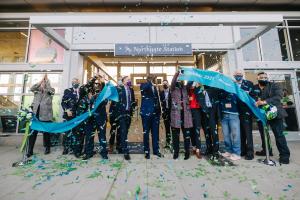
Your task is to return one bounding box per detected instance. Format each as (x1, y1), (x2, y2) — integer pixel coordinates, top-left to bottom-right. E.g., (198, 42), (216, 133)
(0, 10), (300, 134)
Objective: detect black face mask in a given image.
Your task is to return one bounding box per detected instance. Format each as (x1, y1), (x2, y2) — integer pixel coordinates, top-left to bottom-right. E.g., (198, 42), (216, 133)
(163, 85), (168, 89)
(258, 80), (269, 86)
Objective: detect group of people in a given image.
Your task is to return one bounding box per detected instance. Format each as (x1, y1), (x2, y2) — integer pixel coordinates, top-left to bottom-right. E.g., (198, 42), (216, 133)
(25, 68), (291, 164)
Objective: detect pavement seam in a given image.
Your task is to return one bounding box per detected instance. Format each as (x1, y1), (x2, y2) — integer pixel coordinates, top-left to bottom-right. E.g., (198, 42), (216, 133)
(103, 158), (125, 200)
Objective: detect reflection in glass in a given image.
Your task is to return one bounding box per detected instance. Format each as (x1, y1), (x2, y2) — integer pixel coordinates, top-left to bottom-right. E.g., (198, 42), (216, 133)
(133, 66), (146, 74)
(289, 28), (300, 61)
(261, 29), (286, 61)
(0, 74), (10, 84)
(0, 30), (27, 63)
(240, 28), (260, 61)
(150, 66), (163, 73)
(121, 67), (134, 76)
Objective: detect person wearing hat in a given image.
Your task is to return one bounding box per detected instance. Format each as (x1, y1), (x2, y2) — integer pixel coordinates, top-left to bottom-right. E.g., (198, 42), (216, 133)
(255, 71), (290, 164)
(233, 70), (255, 160)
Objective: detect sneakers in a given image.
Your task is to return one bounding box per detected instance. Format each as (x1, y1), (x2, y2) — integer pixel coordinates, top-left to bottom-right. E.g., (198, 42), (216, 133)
(221, 152), (231, 158)
(145, 153), (150, 159)
(229, 154), (241, 161)
(154, 152), (162, 158)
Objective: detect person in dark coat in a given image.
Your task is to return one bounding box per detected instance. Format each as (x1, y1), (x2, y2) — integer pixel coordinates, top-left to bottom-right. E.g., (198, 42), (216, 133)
(140, 74), (162, 159)
(159, 80), (172, 149)
(255, 71), (290, 164)
(74, 75), (98, 159)
(27, 74), (55, 157)
(113, 76), (135, 160)
(233, 70), (256, 160)
(61, 77), (80, 155)
(170, 71), (193, 160)
(93, 79), (109, 160)
(194, 85), (220, 157)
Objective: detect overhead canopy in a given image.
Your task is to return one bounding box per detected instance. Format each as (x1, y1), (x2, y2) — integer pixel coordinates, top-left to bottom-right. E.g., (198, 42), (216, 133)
(29, 12), (283, 51)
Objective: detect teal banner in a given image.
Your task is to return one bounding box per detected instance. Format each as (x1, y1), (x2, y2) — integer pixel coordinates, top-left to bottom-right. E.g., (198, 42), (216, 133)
(178, 67), (267, 125)
(30, 81), (119, 133)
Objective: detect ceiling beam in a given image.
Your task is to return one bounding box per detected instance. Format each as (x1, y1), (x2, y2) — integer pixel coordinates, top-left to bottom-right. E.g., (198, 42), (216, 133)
(29, 13), (283, 27)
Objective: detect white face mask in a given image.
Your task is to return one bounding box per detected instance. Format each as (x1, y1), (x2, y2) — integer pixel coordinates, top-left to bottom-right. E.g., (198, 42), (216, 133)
(192, 82), (197, 87)
(117, 80), (123, 86)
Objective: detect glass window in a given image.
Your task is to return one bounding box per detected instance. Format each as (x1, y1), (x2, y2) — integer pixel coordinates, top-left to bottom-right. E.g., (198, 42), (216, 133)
(150, 66), (163, 73)
(261, 28), (288, 61)
(287, 20), (300, 26)
(288, 28), (300, 61)
(133, 66), (146, 74)
(163, 66), (176, 75)
(25, 73), (62, 94)
(121, 66), (133, 76)
(240, 28), (260, 61)
(106, 66), (118, 80)
(15, 74), (24, 84)
(28, 29), (65, 64)
(0, 30), (28, 63)
(0, 74), (10, 84)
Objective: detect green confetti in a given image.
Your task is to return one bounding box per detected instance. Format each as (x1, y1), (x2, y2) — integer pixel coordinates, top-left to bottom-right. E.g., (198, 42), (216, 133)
(86, 170), (102, 179)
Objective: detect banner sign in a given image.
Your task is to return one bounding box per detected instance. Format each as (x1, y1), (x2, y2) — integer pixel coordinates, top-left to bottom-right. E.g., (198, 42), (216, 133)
(115, 43), (192, 56)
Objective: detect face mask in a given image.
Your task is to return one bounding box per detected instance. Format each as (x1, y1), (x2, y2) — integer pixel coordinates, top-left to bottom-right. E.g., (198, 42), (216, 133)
(234, 75), (243, 82)
(127, 81), (132, 87)
(72, 83), (79, 89)
(117, 80), (123, 86)
(258, 80), (268, 86)
(163, 85), (168, 89)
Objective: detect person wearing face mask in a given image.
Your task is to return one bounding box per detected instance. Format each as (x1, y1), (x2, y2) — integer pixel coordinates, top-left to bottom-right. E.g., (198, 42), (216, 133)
(159, 80), (172, 149)
(93, 78), (109, 160)
(140, 74), (162, 159)
(61, 78), (81, 155)
(233, 70), (255, 160)
(254, 72), (290, 164)
(170, 71), (193, 160)
(113, 76), (135, 160)
(187, 81), (202, 159)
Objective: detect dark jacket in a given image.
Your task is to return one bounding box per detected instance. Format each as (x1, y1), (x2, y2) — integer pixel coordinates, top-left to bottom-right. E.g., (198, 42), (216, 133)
(159, 88), (171, 120)
(255, 82), (288, 119)
(219, 90), (239, 115)
(194, 85), (220, 113)
(237, 79), (255, 115)
(140, 81), (161, 117)
(112, 85), (134, 117)
(61, 87), (79, 119)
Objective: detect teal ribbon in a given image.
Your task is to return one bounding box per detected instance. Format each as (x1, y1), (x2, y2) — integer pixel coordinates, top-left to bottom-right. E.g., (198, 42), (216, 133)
(30, 81), (119, 133)
(178, 67), (267, 125)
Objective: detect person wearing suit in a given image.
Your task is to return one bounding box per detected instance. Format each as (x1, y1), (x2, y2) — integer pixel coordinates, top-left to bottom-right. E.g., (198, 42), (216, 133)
(255, 71), (290, 164)
(170, 71), (193, 160)
(159, 80), (172, 149)
(114, 76), (134, 160)
(194, 85), (220, 157)
(140, 75), (162, 159)
(61, 78), (80, 155)
(27, 74), (55, 157)
(233, 70), (256, 160)
(93, 80), (109, 160)
(74, 75), (98, 159)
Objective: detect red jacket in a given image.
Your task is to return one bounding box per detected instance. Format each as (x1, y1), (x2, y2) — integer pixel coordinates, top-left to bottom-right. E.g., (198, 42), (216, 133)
(189, 88), (200, 109)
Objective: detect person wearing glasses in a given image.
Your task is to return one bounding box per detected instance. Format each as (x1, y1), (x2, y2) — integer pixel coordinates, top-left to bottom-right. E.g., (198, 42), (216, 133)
(254, 71), (290, 164)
